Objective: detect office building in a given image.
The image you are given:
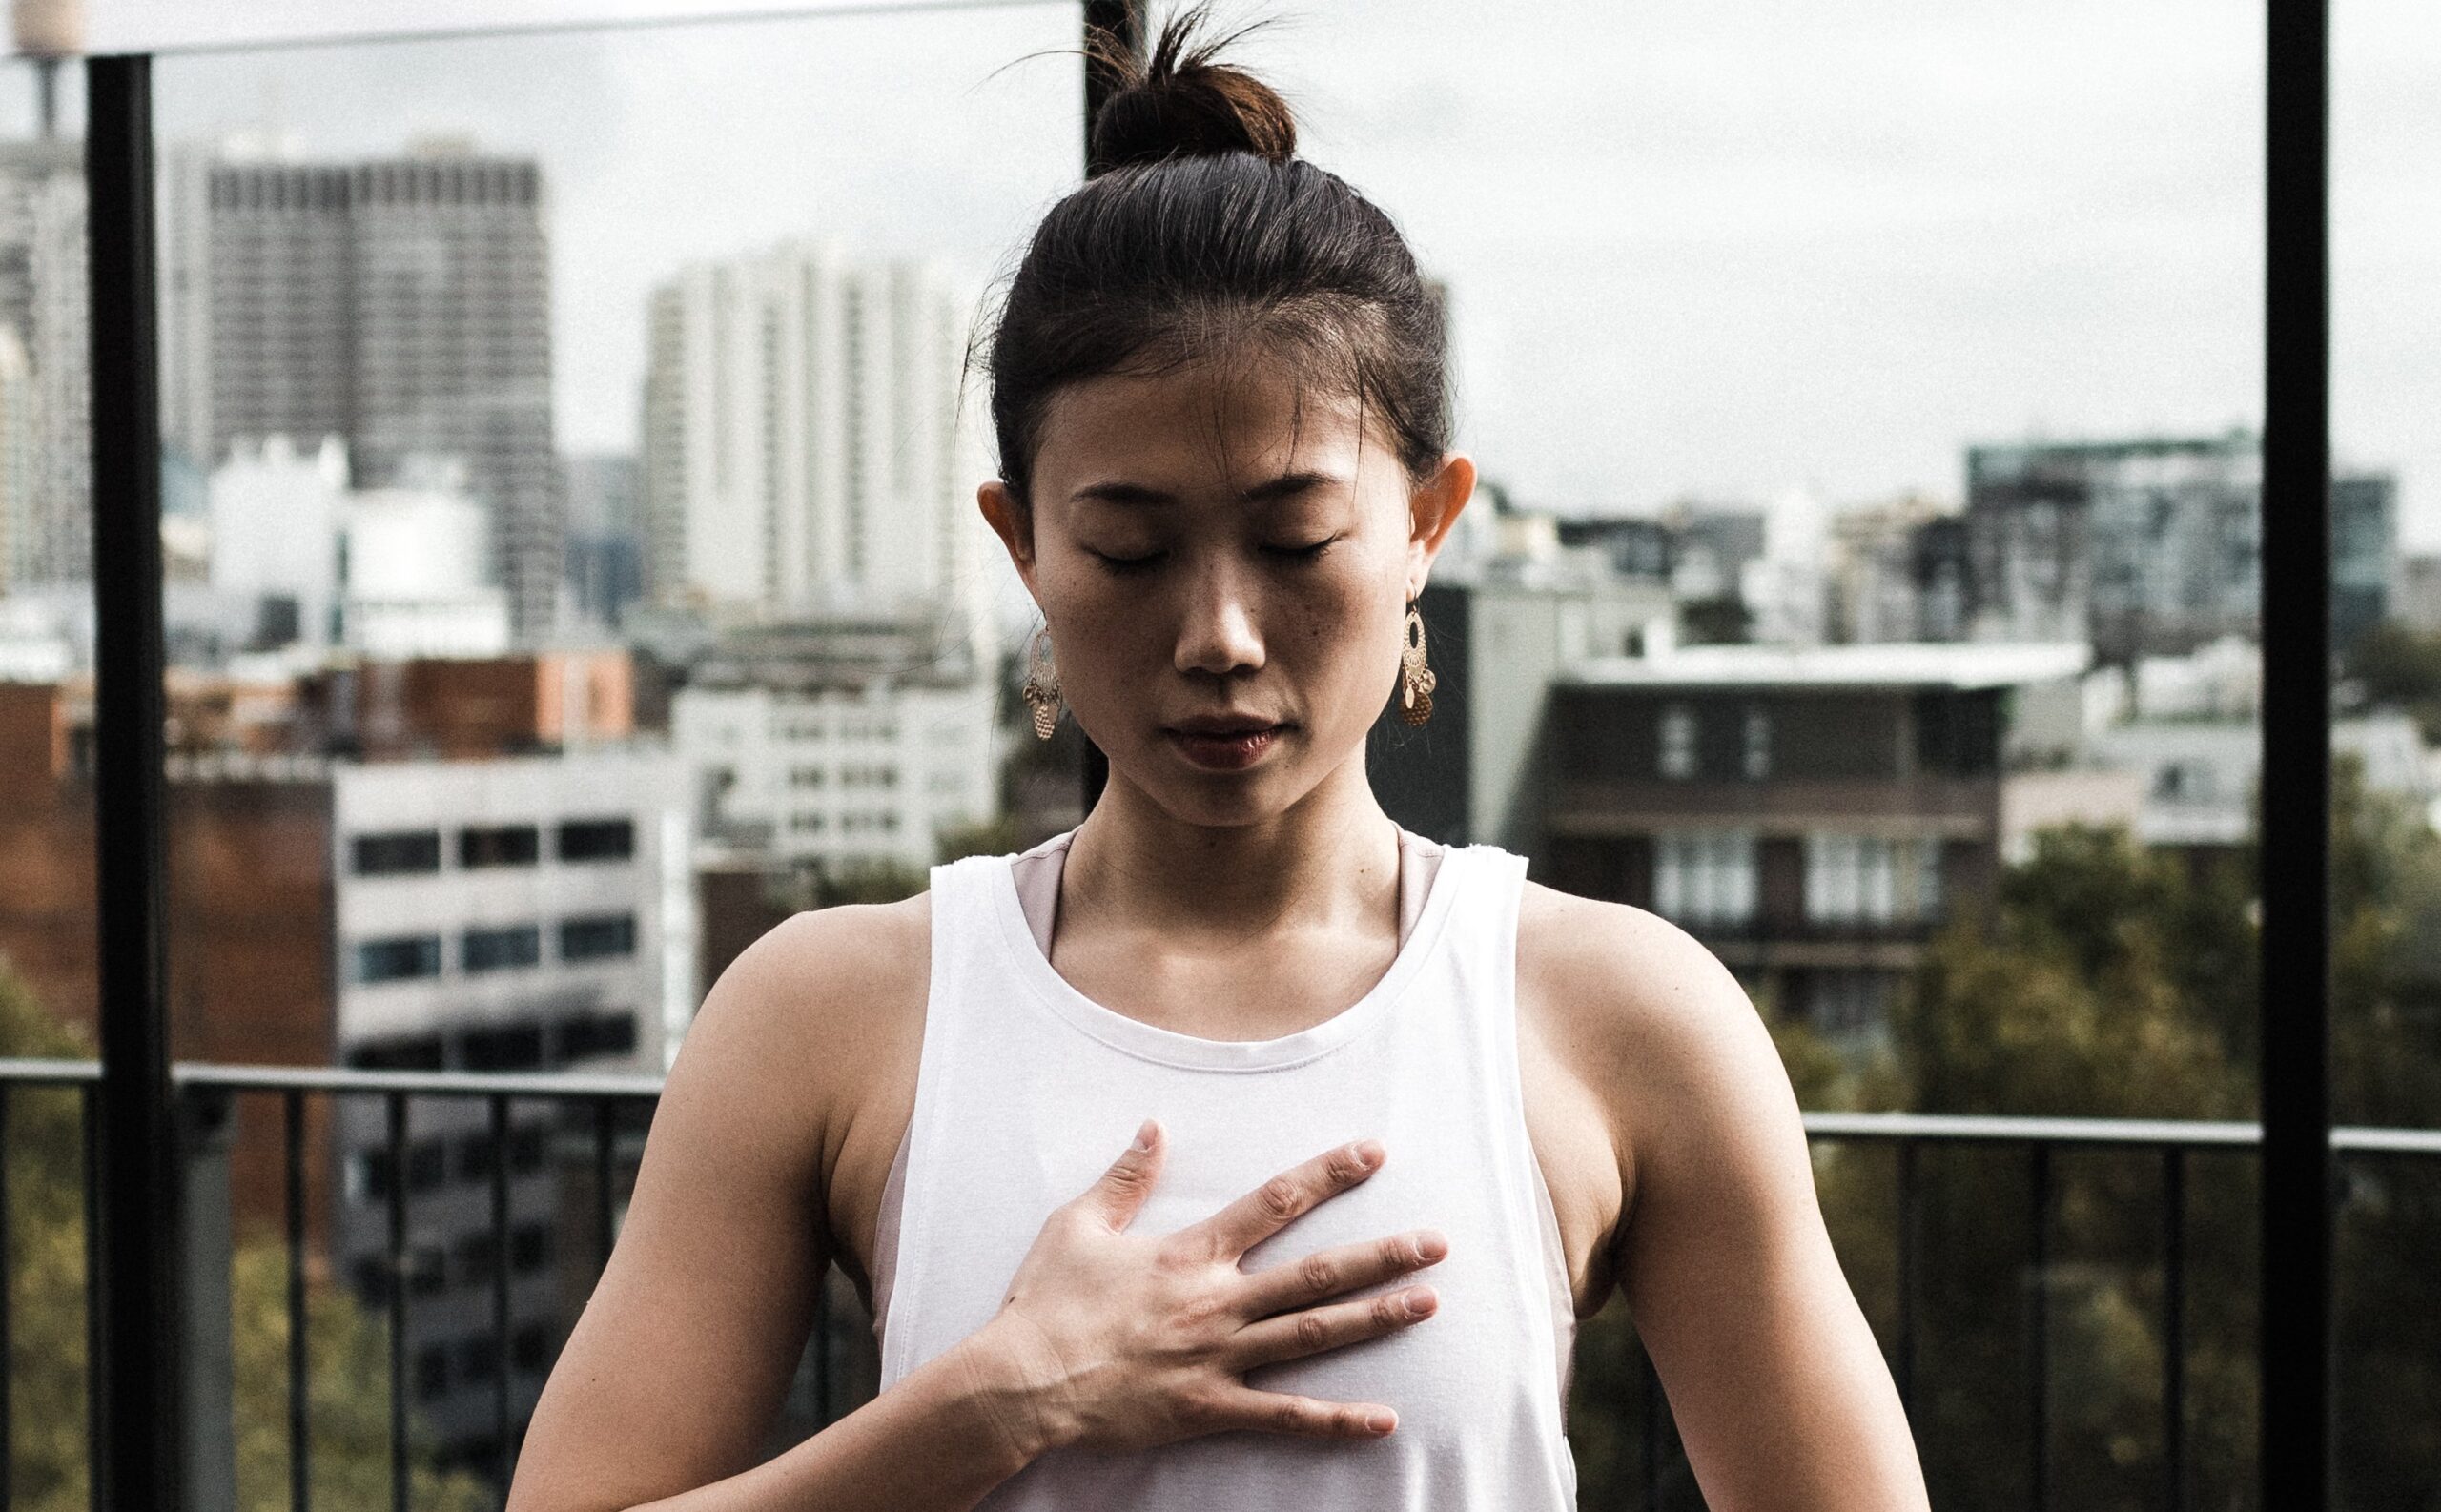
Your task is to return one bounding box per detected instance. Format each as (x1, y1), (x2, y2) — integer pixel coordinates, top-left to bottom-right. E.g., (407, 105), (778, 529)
(163, 142), (561, 641)
(0, 139), (86, 588)
(640, 242), (994, 652)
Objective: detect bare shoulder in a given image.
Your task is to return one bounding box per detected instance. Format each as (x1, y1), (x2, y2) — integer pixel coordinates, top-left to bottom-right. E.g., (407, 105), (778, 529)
(658, 893), (933, 1182)
(1516, 882), (1774, 1081)
(1514, 883), (1804, 1200)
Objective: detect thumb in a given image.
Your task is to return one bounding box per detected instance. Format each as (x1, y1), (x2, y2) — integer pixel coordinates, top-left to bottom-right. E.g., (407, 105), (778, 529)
(1077, 1118), (1165, 1230)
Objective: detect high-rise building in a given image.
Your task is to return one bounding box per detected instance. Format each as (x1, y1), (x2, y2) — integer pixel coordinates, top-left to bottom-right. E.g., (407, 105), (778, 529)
(0, 138), (86, 589)
(162, 141), (561, 642)
(640, 241), (993, 651)
(1963, 434), (2397, 659)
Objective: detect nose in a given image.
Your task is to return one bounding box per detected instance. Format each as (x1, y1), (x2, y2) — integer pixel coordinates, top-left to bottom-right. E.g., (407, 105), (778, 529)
(1174, 559), (1265, 680)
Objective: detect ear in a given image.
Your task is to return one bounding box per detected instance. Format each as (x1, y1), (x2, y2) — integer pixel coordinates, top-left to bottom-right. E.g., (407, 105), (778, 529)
(1404, 452), (1476, 598)
(978, 480), (1040, 599)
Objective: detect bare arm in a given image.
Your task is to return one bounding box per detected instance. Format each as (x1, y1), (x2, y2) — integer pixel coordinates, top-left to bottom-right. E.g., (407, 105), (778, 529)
(510, 904), (1450, 1512)
(1528, 890), (1929, 1512)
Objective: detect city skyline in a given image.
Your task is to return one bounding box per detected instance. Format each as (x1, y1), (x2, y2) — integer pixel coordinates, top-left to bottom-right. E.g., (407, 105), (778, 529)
(0, 0), (2431, 550)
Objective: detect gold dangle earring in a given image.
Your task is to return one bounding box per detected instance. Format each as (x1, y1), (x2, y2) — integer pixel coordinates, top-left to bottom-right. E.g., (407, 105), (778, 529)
(1020, 623), (1062, 740)
(1398, 601), (1436, 726)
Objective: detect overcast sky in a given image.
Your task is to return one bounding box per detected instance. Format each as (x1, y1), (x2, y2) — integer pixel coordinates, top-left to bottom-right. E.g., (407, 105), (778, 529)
(31, 0), (2441, 544)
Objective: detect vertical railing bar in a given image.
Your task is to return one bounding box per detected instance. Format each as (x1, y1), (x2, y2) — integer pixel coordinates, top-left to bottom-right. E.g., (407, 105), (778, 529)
(1640, 1344), (1663, 1511)
(593, 1098), (616, 1268)
(490, 1095), (513, 1502)
(386, 1093), (408, 1512)
(2163, 1147), (2185, 1512)
(2029, 1142), (2050, 1512)
(80, 1087), (100, 1512)
(0, 1083), (12, 1512)
(812, 1272), (833, 1426)
(285, 1090), (310, 1512)
(1896, 1139), (1918, 1416)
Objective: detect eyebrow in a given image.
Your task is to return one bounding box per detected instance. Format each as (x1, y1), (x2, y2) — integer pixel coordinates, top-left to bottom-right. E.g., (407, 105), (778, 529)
(1069, 471), (1344, 507)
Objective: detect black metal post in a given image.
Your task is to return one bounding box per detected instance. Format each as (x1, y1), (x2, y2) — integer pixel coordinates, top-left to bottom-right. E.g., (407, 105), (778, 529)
(1082, 0), (1145, 174)
(86, 51), (183, 1512)
(2261, 1), (2333, 1507)
(1076, 0), (1144, 816)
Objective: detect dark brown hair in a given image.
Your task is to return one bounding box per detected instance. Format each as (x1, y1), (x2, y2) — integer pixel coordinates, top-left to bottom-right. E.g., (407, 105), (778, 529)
(987, 8), (1449, 504)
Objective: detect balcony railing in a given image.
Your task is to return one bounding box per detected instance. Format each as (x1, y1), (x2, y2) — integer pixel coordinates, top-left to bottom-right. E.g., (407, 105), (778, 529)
(6, 1057), (2432, 1509)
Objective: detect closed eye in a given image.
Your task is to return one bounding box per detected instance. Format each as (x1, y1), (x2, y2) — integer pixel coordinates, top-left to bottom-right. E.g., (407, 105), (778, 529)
(1265, 536), (1343, 563)
(1089, 548), (1166, 575)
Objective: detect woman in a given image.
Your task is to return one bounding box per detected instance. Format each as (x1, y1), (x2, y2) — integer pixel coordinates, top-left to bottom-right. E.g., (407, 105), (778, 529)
(514, 17), (1928, 1512)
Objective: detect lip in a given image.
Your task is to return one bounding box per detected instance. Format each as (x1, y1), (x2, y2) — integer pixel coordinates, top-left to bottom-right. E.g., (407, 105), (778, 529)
(1161, 717), (1289, 771)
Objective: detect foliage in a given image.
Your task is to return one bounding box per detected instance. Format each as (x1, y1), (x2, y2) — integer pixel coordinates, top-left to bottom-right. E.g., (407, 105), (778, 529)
(0, 957), (486, 1512)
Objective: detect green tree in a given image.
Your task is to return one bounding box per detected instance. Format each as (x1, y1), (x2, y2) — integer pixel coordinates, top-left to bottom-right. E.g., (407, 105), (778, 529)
(0, 958), (485, 1511)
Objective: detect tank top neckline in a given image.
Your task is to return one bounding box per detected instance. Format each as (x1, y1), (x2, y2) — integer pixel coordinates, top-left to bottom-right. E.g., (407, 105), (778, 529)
(983, 830), (1472, 1074)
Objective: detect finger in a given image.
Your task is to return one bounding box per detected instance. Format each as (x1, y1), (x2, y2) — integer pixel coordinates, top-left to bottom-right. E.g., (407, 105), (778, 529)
(1231, 1284), (1439, 1370)
(1074, 1118), (1165, 1230)
(1205, 1386), (1400, 1440)
(1237, 1230), (1447, 1319)
(1186, 1138), (1384, 1260)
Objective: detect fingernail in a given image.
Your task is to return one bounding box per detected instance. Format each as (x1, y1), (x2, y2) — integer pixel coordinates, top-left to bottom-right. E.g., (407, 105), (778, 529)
(1367, 1409), (1398, 1435)
(1350, 1139), (1384, 1171)
(1133, 1119), (1158, 1152)
(1415, 1232), (1448, 1262)
(1402, 1286), (1436, 1318)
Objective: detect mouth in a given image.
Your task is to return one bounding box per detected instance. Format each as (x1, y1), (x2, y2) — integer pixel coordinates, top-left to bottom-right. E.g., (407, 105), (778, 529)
(1161, 717), (1290, 772)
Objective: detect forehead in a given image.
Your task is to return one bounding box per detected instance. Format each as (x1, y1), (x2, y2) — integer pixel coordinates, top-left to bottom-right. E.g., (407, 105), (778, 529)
(1032, 358), (1390, 494)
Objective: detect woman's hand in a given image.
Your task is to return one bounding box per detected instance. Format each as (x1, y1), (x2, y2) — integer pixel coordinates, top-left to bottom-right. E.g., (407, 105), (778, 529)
(964, 1120), (1446, 1459)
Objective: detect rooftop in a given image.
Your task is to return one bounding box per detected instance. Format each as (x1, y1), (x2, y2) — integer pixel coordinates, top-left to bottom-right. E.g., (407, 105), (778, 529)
(1564, 641), (2091, 691)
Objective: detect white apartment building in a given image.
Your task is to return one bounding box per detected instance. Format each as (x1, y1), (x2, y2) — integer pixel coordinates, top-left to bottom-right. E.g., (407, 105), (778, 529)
(330, 747), (695, 1071)
(673, 671), (997, 875)
(640, 241), (996, 656)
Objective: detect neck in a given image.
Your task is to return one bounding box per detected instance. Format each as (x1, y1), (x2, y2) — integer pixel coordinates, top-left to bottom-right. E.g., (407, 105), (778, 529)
(1062, 749), (1401, 949)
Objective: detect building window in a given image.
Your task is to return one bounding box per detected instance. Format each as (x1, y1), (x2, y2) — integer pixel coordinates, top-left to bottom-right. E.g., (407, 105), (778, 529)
(559, 913), (638, 962)
(346, 1034), (443, 1071)
(462, 1021), (544, 1071)
(462, 925), (543, 973)
(557, 817), (635, 862)
(354, 934), (441, 984)
(1652, 831), (1756, 926)
(1809, 970), (1897, 1036)
(1659, 703), (1699, 779)
(561, 1011), (637, 1062)
(1742, 705), (1772, 780)
(457, 1333), (502, 1385)
(351, 829), (441, 876)
(459, 825), (541, 868)
(1804, 835), (1944, 924)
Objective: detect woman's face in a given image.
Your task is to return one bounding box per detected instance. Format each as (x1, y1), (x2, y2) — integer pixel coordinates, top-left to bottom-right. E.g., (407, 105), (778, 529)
(982, 358), (1473, 828)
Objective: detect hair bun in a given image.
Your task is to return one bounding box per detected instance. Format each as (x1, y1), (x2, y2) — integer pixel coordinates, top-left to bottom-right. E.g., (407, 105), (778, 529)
(1088, 11), (1296, 176)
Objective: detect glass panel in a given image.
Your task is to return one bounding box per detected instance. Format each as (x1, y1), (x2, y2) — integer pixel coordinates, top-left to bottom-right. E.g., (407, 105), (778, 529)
(151, 4), (1080, 1497)
(2331, 1), (2441, 1502)
(1269, 2), (2267, 1502)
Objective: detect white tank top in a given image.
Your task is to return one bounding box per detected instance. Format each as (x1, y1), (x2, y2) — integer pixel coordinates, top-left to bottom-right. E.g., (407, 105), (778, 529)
(874, 830), (1579, 1510)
